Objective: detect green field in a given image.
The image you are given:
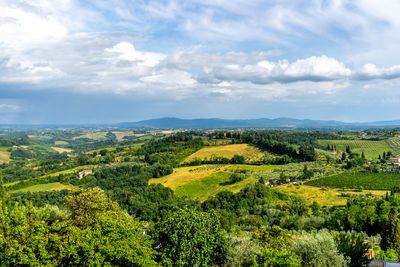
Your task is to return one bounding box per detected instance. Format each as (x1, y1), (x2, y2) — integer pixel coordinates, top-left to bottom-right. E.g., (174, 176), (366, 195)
(317, 139), (391, 158)
(305, 172), (400, 190)
(8, 182), (76, 194)
(278, 185), (388, 206)
(183, 144), (264, 163)
(149, 164), (280, 201)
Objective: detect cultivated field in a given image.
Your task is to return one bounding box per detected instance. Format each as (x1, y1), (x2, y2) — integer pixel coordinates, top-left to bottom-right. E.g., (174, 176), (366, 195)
(51, 147), (73, 153)
(305, 172), (400, 190)
(317, 139), (391, 158)
(8, 182), (76, 194)
(54, 140), (69, 145)
(72, 132), (107, 141)
(149, 164), (280, 201)
(386, 137), (400, 156)
(183, 144), (264, 163)
(278, 185), (387, 207)
(0, 151), (10, 163)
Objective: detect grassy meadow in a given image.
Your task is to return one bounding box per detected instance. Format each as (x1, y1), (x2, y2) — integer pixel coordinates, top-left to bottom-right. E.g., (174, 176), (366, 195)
(277, 185), (388, 207)
(8, 182), (77, 194)
(317, 139), (391, 158)
(149, 164), (280, 201)
(183, 144), (264, 163)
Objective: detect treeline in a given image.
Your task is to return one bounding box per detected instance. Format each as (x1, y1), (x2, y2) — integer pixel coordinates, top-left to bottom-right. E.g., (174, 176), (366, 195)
(0, 137), (31, 147)
(229, 131), (317, 161)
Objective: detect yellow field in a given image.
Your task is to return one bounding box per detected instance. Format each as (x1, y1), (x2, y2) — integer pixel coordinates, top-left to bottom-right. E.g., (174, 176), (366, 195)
(112, 131), (135, 141)
(54, 140), (69, 145)
(277, 185), (388, 207)
(72, 132), (107, 140)
(0, 151), (11, 163)
(149, 164), (279, 201)
(8, 182), (76, 194)
(183, 144), (264, 163)
(51, 147), (73, 153)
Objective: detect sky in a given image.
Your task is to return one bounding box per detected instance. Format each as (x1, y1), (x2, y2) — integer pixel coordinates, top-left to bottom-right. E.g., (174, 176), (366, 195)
(1, 0), (400, 124)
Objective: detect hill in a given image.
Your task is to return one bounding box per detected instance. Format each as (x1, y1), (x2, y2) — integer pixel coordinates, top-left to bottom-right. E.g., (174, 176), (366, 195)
(116, 117), (400, 129)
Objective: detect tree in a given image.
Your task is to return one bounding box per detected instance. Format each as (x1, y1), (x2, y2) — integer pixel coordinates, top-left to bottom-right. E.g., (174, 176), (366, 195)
(362, 152), (365, 159)
(382, 208), (400, 254)
(64, 187), (120, 228)
(253, 225), (293, 250)
(342, 152), (347, 161)
(333, 231), (371, 267)
(153, 208), (226, 266)
(291, 230), (348, 267)
(253, 248), (301, 267)
(346, 146), (351, 154)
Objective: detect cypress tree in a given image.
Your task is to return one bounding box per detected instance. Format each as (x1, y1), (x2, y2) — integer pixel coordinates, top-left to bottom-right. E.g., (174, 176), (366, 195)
(382, 208), (400, 254)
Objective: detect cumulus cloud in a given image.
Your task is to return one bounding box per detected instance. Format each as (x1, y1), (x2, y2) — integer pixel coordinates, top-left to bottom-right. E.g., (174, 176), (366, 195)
(196, 55), (351, 84)
(355, 63), (400, 80)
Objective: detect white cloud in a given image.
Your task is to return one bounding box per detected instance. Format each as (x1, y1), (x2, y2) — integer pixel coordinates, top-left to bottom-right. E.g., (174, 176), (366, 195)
(355, 63), (400, 80)
(196, 55), (351, 84)
(105, 42), (166, 67)
(0, 103), (21, 112)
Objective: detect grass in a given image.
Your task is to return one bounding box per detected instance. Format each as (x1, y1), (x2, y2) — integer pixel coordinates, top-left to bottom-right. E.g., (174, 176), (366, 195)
(8, 182), (76, 194)
(51, 147), (73, 153)
(0, 146), (10, 151)
(183, 144), (264, 163)
(0, 151), (11, 163)
(305, 172), (400, 190)
(54, 140), (69, 145)
(317, 139), (391, 158)
(72, 132), (107, 141)
(112, 131), (136, 141)
(149, 164), (280, 201)
(278, 185), (388, 207)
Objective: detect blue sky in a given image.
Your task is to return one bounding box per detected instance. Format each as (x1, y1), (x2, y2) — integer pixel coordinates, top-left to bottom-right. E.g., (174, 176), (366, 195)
(1, 0), (400, 124)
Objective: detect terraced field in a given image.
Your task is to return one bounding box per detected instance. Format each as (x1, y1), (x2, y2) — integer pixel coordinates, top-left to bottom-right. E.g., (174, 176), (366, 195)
(317, 139), (391, 158)
(149, 164), (280, 201)
(183, 144), (264, 163)
(305, 172), (400, 190)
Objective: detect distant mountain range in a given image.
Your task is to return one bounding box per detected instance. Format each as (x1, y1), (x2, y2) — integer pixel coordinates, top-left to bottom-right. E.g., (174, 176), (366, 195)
(2, 117), (400, 130)
(116, 117), (400, 129)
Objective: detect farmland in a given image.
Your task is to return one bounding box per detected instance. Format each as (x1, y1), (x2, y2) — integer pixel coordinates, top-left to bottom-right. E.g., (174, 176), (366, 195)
(8, 182), (76, 194)
(317, 139), (391, 158)
(149, 164), (280, 201)
(0, 151), (10, 163)
(183, 144), (264, 163)
(386, 137), (400, 156)
(305, 172), (400, 190)
(278, 185), (388, 207)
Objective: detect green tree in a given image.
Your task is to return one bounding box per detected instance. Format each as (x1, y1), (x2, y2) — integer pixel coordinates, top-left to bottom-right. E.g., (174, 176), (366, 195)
(253, 225), (293, 250)
(153, 208), (226, 266)
(253, 248), (301, 267)
(382, 208), (400, 254)
(333, 231), (371, 267)
(291, 230), (348, 267)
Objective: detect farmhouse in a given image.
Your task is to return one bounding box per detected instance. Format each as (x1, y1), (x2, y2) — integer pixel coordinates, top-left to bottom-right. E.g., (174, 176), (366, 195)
(77, 170), (93, 179)
(266, 178), (281, 186)
(389, 158), (400, 163)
